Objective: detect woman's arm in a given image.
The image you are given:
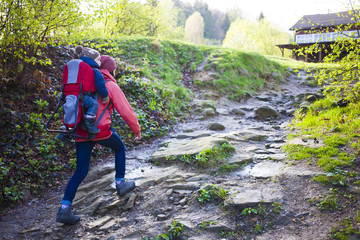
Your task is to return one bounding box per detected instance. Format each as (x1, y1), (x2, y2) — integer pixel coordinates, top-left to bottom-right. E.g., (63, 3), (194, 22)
(107, 81), (141, 135)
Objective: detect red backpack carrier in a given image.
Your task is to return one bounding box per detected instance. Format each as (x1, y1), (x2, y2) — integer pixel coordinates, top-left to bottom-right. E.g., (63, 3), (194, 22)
(62, 59), (96, 129)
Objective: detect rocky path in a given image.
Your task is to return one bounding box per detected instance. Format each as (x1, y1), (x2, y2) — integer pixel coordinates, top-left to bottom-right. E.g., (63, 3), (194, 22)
(0, 71), (335, 240)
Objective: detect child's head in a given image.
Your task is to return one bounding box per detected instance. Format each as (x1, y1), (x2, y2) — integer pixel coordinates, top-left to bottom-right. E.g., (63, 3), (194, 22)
(75, 45), (101, 66)
(100, 55), (116, 75)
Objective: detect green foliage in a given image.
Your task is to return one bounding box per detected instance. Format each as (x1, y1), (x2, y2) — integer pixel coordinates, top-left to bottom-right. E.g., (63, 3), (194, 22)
(236, 203), (282, 236)
(285, 97), (360, 189)
(331, 215), (360, 240)
(220, 229), (235, 238)
(241, 207), (258, 216)
(296, 9), (360, 104)
(309, 194), (341, 211)
(184, 11), (204, 44)
(222, 18), (292, 57)
(154, 220), (184, 240)
(198, 220), (216, 229)
(197, 184), (228, 204)
(88, 0), (161, 38)
(167, 142), (235, 168)
(272, 202), (284, 214)
(0, 0), (82, 80)
(197, 189), (211, 203)
(194, 142), (235, 167)
(201, 48), (288, 101)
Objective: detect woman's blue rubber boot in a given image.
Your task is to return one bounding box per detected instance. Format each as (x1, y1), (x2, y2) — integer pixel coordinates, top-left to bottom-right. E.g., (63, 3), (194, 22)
(56, 207), (80, 225)
(116, 180), (135, 196)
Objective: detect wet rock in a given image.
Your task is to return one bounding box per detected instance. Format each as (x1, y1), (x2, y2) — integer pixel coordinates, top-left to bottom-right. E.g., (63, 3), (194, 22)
(203, 108), (216, 118)
(191, 99), (216, 110)
(250, 161), (322, 179)
(231, 108), (246, 116)
(179, 198), (187, 205)
(275, 215), (291, 226)
(207, 123), (225, 131)
(256, 95), (272, 101)
(126, 166), (178, 188)
(170, 182), (200, 191)
(254, 106), (278, 120)
(165, 188), (173, 196)
(305, 94), (318, 103)
(235, 130), (268, 141)
(347, 185), (360, 195)
(157, 214), (168, 221)
(228, 154), (253, 165)
(123, 193), (137, 210)
(225, 188), (282, 208)
(87, 216), (112, 229)
(175, 131), (211, 139)
(151, 136), (228, 162)
(216, 108), (229, 115)
(300, 100), (311, 108)
(287, 137), (325, 148)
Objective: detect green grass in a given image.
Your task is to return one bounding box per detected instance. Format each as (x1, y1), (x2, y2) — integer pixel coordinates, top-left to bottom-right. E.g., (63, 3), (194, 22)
(284, 94), (360, 238)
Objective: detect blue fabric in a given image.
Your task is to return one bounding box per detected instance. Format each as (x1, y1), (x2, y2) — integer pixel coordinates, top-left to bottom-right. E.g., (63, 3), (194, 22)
(82, 94), (99, 116)
(61, 132), (126, 205)
(82, 94), (98, 116)
(79, 57), (109, 99)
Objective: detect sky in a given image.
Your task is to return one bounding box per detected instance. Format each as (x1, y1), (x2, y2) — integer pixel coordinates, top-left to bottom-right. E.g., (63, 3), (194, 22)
(183, 0), (350, 32)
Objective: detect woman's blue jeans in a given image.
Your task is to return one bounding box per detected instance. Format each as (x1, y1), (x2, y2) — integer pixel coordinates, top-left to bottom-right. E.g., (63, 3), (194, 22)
(61, 132), (126, 205)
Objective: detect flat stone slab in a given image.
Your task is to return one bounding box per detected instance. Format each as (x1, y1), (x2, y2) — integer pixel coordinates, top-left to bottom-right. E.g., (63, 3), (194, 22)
(228, 154), (253, 165)
(225, 188), (283, 208)
(174, 131), (211, 139)
(286, 137), (325, 148)
(126, 166), (179, 188)
(250, 161), (323, 179)
(151, 136), (228, 162)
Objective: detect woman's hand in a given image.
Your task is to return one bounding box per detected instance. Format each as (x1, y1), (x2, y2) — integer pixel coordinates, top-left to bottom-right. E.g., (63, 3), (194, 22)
(134, 132), (142, 141)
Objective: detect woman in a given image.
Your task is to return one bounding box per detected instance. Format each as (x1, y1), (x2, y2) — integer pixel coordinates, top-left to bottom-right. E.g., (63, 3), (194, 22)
(56, 55), (141, 225)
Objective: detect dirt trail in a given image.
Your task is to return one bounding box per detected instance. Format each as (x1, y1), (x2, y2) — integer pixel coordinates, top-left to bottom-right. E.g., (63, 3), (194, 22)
(0, 70), (342, 240)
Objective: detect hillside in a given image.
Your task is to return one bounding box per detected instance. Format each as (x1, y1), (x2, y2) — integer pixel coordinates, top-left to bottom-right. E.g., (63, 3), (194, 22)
(0, 37), (287, 207)
(0, 38), (359, 240)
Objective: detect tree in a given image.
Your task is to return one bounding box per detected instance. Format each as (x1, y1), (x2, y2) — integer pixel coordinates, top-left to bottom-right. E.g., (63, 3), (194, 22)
(222, 18), (291, 56)
(184, 11), (204, 44)
(258, 12), (265, 22)
(0, 0), (82, 80)
(91, 0), (161, 37)
(193, 0), (216, 39)
(158, 0), (183, 39)
(301, 9), (360, 103)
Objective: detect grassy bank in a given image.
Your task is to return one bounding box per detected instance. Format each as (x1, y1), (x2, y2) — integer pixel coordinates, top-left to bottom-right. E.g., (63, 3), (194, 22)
(284, 96), (360, 239)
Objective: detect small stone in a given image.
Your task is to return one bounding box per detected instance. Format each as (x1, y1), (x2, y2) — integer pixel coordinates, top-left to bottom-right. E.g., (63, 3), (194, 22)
(179, 198), (187, 206)
(166, 188), (173, 196)
(203, 108), (216, 118)
(208, 123), (225, 131)
(123, 193), (137, 210)
(157, 214), (168, 221)
(231, 108), (246, 116)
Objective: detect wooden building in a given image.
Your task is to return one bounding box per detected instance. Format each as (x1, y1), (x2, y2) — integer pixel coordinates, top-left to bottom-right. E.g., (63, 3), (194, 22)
(277, 10), (360, 62)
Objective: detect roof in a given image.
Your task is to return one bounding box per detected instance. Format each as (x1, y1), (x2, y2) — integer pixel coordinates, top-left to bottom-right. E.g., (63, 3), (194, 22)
(290, 10), (358, 31)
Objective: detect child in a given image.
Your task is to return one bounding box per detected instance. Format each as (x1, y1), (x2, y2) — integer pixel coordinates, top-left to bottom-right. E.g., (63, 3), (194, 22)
(74, 45), (109, 134)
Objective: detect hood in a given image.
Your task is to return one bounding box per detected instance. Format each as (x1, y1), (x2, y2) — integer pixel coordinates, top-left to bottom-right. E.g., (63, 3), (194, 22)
(80, 56), (100, 68)
(100, 69), (116, 83)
